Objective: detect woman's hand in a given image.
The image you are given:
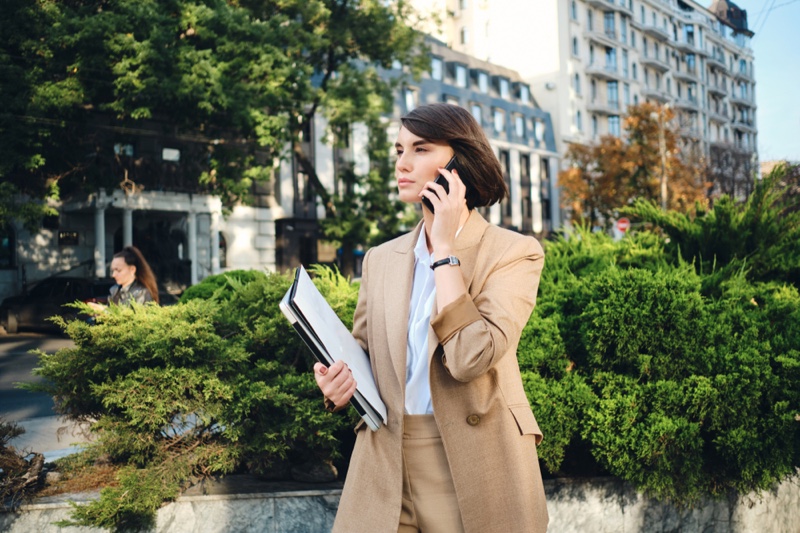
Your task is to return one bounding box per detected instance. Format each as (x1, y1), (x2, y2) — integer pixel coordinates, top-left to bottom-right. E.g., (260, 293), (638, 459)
(86, 302), (107, 313)
(420, 166), (468, 255)
(314, 361), (357, 409)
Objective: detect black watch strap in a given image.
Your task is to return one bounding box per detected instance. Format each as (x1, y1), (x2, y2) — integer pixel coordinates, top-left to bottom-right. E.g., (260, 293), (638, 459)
(431, 255), (461, 270)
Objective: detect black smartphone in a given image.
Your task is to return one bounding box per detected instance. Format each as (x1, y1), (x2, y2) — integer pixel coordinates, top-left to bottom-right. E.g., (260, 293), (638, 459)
(421, 156), (457, 214)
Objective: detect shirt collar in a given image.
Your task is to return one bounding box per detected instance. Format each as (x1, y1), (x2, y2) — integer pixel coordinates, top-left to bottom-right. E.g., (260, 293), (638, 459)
(413, 223), (433, 267)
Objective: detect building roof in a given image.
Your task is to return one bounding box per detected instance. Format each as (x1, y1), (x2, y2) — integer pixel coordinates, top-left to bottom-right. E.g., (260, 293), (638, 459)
(709, 0), (754, 37)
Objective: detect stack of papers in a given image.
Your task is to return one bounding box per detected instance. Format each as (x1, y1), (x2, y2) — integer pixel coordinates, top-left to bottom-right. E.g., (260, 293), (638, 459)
(280, 266), (386, 431)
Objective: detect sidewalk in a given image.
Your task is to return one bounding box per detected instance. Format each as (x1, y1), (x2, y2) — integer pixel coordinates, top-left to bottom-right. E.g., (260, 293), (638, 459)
(7, 415), (94, 462)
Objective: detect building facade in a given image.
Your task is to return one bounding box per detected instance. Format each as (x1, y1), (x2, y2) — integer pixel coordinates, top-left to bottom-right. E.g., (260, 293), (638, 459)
(412, 0), (758, 196)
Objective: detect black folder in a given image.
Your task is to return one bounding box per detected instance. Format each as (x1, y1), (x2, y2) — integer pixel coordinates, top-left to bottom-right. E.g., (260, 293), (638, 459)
(279, 266), (386, 431)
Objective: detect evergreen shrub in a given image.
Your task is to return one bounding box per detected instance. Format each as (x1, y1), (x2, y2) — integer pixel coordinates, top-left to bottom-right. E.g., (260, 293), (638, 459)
(26, 267), (360, 530)
(522, 227), (800, 504)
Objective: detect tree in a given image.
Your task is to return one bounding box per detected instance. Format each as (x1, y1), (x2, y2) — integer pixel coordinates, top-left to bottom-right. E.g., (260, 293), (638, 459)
(0, 0), (427, 275)
(558, 103), (708, 228)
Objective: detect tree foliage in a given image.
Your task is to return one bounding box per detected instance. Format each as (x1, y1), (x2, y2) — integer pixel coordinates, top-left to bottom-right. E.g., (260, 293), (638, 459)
(558, 103), (708, 228)
(1, 0), (426, 264)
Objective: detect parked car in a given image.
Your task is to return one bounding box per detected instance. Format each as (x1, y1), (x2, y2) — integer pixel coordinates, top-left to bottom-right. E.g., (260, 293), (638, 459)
(1, 277), (116, 334)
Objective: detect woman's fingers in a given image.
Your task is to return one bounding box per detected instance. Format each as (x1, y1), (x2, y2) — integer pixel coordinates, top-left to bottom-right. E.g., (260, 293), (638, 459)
(314, 360), (356, 407)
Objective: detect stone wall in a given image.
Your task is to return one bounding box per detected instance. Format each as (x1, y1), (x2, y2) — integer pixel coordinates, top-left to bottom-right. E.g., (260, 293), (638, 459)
(2, 474), (798, 533)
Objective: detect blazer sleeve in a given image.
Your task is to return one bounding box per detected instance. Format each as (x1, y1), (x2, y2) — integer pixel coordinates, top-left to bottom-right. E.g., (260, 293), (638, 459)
(431, 236), (544, 382)
(351, 247), (372, 357)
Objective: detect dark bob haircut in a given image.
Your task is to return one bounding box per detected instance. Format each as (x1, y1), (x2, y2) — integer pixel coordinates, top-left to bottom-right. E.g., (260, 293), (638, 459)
(400, 103), (507, 209)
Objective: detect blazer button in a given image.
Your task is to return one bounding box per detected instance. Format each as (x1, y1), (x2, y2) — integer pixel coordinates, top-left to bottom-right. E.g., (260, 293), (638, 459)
(466, 414), (480, 426)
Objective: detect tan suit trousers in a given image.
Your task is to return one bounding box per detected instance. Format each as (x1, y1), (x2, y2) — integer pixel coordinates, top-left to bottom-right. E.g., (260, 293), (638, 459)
(399, 415), (466, 533)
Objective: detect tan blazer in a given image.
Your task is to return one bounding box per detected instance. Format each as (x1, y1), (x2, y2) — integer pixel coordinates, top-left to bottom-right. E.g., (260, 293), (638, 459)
(333, 211), (548, 533)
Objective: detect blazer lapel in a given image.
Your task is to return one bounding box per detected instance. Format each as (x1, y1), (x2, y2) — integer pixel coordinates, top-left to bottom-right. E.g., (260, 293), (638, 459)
(384, 222), (421, 393)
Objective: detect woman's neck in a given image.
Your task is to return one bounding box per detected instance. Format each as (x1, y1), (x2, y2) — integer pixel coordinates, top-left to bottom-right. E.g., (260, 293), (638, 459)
(422, 207), (470, 254)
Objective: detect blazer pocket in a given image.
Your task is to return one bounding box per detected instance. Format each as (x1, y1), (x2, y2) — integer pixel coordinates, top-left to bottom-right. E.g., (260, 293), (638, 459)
(509, 405), (543, 445)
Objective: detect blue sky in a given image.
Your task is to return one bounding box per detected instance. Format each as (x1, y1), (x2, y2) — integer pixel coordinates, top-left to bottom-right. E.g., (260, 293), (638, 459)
(733, 0), (800, 162)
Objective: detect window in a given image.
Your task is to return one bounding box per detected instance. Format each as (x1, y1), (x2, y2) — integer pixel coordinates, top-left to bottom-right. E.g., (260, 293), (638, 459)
(643, 37), (648, 58)
(622, 49), (629, 77)
(493, 108), (505, 133)
(634, 94), (639, 105)
(515, 115), (525, 138)
(574, 73), (582, 95)
(0, 225), (14, 269)
(455, 65), (468, 88)
(404, 88), (417, 111)
(587, 9), (593, 31)
(604, 12), (615, 37)
(460, 27), (469, 45)
(589, 45), (595, 65)
(620, 17), (628, 44)
(430, 57), (443, 80)
(162, 148), (180, 162)
(592, 115), (598, 137)
(607, 81), (619, 109)
(444, 94), (460, 105)
(605, 47), (617, 70)
(576, 110), (583, 132)
(459, 0), (468, 9)
(609, 115), (621, 136)
(631, 30), (636, 47)
(632, 62), (637, 80)
(498, 78), (510, 99)
(666, 78), (671, 95)
(572, 37), (579, 56)
(640, 5), (645, 24)
(591, 79), (597, 100)
(571, 0), (578, 20)
(687, 53), (696, 73)
(478, 71), (489, 93)
(471, 103), (482, 125)
(519, 84), (531, 103)
(654, 42), (659, 60)
(623, 82), (630, 105)
(534, 120), (545, 142)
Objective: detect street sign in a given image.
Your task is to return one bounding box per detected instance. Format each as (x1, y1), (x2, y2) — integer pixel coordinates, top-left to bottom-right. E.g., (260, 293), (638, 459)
(616, 217), (631, 233)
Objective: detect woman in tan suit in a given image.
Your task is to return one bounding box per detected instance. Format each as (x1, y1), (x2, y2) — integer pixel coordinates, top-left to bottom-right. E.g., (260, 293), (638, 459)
(315, 103), (548, 533)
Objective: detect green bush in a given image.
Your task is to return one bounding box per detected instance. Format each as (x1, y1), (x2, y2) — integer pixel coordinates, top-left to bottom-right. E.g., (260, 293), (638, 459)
(179, 269), (268, 302)
(26, 267), (360, 530)
(521, 227), (800, 504)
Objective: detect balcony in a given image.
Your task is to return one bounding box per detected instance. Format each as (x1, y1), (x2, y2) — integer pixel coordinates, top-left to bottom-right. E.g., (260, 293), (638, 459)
(708, 108), (729, 123)
(641, 87), (669, 102)
(586, 99), (622, 115)
(707, 83), (728, 97)
(585, 63), (621, 81)
(707, 55), (727, 72)
(642, 24), (670, 42)
(674, 39), (709, 56)
(586, 0), (629, 13)
(729, 94), (755, 108)
(639, 55), (670, 72)
(732, 119), (756, 133)
(681, 127), (702, 140)
(672, 68), (699, 82)
(673, 96), (699, 111)
(585, 28), (618, 49)
(733, 69), (753, 82)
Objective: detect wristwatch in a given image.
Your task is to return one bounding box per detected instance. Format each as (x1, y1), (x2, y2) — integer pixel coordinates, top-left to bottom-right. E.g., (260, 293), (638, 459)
(430, 255), (461, 270)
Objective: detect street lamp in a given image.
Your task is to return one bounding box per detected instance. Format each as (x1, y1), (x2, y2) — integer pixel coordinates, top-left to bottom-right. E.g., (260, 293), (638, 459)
(650, 104), (670, 211)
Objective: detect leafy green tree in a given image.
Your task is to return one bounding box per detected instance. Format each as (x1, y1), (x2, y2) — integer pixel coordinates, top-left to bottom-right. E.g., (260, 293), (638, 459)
(1, 0), (426, 272)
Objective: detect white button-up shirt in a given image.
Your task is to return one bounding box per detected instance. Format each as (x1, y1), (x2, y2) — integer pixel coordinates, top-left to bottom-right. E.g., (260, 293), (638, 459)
(404, 226), (437, 415)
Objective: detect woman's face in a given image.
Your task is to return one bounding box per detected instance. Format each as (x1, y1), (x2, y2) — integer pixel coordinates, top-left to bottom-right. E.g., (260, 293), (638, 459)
(110, 257), (136, 287)
(394, 126), (455, 205)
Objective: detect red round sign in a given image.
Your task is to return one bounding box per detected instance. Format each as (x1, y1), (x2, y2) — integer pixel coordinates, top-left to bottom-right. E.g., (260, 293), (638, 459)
(616, 217), (631, 232)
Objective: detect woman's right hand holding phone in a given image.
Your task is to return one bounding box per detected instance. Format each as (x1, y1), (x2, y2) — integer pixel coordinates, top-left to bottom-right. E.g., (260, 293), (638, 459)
(314, 360), (357, 410)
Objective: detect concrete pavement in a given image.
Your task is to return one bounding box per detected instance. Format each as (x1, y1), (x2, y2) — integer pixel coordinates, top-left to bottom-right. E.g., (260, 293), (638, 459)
(0, 333), (94, 460)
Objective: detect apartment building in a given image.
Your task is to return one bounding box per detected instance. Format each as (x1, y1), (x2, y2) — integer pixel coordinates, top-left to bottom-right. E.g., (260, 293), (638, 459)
(413, 0), (758, 193)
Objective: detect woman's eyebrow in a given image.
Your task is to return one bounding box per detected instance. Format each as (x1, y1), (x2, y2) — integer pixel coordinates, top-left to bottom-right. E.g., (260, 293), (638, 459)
(394, 139), (433, 148)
